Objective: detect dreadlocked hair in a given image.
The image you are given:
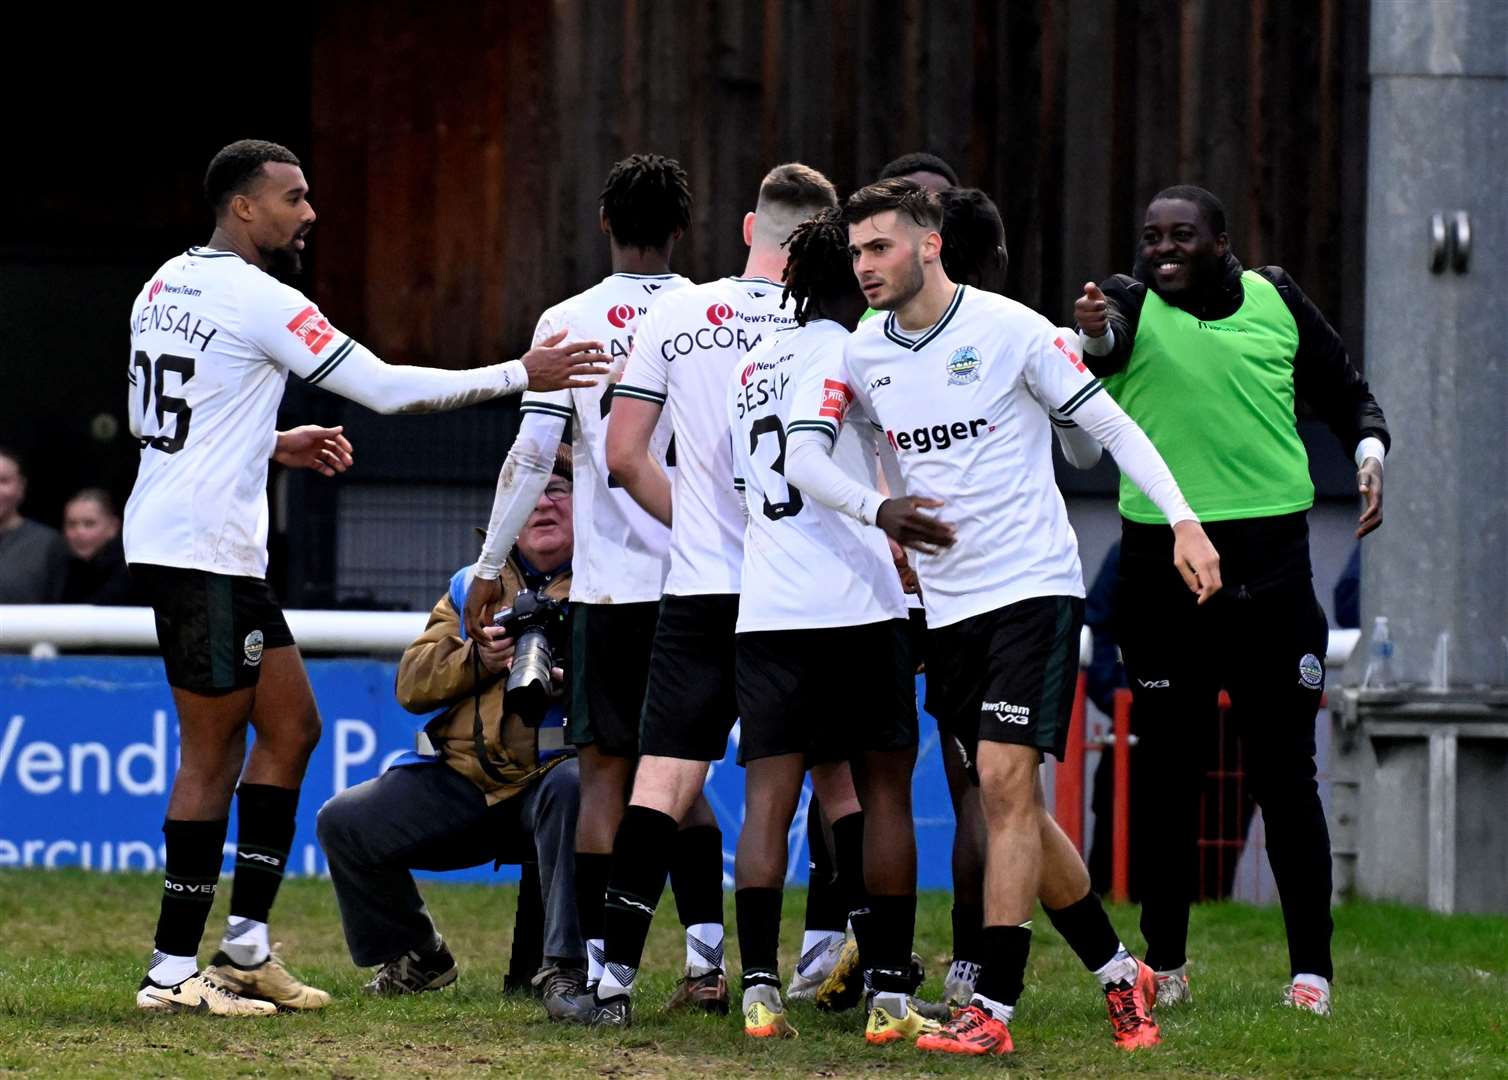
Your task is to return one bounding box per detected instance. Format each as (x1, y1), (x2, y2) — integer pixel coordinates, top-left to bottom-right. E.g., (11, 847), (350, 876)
(780, 208), (855, 326)
(600, 153), (693, 250)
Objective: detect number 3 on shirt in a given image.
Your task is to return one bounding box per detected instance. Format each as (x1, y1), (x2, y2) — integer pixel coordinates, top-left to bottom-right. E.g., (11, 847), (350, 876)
(131, 351), (195, 454)
(748, 416), (804, 521)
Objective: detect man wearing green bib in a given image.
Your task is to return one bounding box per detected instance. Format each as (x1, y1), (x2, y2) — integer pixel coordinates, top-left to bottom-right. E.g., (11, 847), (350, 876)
(1074, 185), (1388, 1019)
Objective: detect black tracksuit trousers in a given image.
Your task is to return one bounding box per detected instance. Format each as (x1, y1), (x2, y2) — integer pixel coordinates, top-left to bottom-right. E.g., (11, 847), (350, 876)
(1117, 513), (1334, 980)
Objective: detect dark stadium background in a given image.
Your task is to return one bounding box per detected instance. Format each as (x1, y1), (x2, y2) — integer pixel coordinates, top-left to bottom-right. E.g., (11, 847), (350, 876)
(3, 0), (1369, 611)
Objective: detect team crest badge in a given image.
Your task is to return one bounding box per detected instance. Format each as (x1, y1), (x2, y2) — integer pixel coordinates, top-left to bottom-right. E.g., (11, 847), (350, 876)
(946, 346), (981, 386)
(244, 630), (265, 666)
(1298, 653), (1323, 689)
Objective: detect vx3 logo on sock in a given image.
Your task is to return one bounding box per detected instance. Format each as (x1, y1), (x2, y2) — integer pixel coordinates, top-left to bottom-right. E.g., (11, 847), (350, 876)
(610, 893), (656, 917)
(1137, 678), (1171, 689)
(238, 852), (283, 866)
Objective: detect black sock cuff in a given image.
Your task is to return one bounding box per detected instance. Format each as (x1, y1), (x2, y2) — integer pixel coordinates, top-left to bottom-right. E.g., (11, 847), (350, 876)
(951, 902), (985, 965)
(670, 822), (724, 928)
(622, 805), (680, 847)
(830, 811), (864, 851)
(236, 782), (300, 820)
(162, 818), (229, 874)
(609, 805), (680, 912)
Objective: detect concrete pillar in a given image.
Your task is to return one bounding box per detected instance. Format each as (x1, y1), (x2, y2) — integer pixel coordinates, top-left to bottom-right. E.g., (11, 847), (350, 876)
(1361, 0), (1508, 687)
(1334, 2), (1508, 915)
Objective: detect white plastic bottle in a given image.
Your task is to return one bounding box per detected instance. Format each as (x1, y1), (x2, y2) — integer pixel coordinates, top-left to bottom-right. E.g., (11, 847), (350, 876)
(1362, 616), (1395, 690)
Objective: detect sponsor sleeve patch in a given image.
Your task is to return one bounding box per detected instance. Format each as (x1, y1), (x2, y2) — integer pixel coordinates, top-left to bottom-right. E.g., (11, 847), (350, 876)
(818, 378), (854, 421)
(1052, 334), (1087, 374)
(286, 305), (336, 356)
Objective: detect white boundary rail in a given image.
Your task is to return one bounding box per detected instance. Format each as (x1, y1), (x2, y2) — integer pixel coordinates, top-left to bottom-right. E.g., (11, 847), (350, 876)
(0, 605), (1360, 664)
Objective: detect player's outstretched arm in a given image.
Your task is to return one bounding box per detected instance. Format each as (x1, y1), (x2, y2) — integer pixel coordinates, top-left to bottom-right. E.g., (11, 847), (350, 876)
(463, 411), (569, 641)
(605, 394), (672, 526)
(786, 429), (955, 554)
(1072, 390), (1222, 603)
(310, 333), (606, 415)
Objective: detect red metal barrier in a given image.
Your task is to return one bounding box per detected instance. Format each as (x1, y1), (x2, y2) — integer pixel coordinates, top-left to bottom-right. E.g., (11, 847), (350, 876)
(1111, 690), (1131, 902)
(1054, 672), (1088, 851)
(1054, 680), (1131, 902)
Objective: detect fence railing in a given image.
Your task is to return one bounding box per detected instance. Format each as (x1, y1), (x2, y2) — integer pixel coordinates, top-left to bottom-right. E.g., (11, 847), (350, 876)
(1055, 630), (1357, 901)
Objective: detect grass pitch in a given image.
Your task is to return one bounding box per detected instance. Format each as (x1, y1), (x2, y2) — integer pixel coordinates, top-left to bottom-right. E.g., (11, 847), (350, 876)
(1, 870), (1505, 1077)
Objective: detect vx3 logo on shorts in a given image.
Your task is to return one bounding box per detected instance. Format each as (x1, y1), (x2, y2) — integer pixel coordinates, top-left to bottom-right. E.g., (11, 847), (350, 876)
(1137, 678), (1171, 689)
(982, 701), (1030, 724)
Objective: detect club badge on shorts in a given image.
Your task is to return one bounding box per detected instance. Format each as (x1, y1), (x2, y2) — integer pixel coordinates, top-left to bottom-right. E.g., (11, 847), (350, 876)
(947, 346), (981, 386)
(1298, 653), (1323, 689)
(243, 629), (265, 666)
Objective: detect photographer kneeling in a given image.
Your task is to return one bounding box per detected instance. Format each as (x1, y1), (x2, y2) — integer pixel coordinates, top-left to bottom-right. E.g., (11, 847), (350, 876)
(317, 455), (585, 1007)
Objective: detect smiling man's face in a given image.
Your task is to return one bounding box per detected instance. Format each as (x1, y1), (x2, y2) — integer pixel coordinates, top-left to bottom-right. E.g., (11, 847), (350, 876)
(1139, 198), (1228, 296)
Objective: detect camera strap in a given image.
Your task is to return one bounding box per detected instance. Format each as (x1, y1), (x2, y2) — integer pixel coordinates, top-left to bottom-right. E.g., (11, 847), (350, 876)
(469, 642), (513, 786)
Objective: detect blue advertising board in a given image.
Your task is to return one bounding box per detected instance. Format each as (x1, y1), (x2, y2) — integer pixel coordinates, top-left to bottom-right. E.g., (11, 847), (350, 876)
(0, 656), (959, 888)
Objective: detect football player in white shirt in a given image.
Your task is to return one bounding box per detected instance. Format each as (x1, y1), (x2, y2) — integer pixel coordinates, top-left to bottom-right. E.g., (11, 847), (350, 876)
(557, 164), (838, 1028)
(726, 209), (930, 1043)
(128, 140), (608, 1017)
(460, 155), (726, 1019)
(924, 186), (1105, 1010)
(785, 179), (1221, 1056)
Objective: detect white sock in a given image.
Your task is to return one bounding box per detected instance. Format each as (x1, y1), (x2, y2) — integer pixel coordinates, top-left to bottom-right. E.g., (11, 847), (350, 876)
(947, 959), (981, 984)
(797, 930), (842, 975)
(1092, 945), (1139, 988)
(147, 950), (198, 987)
(586, 938), (606, 988)
(743, 982), (783, 1011)
(1292, 973), (1331, 995)
(685, 922), (724, 976)
(597, 960), (636, 1001)
(220, 917), (269, 966)
(969, 992), (1014, 1024)
(872, 990), (910, 1018)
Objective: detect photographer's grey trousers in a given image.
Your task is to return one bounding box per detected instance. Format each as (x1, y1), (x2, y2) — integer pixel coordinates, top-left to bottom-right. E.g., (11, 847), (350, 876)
(316, 758), (583, 968)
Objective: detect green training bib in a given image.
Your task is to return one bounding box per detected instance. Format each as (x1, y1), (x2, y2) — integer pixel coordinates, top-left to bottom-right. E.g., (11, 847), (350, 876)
(1102, 271), (1312, 523)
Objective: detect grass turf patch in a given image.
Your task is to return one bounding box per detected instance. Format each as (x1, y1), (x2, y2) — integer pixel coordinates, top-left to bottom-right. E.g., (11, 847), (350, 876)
(1, 870), (1505, 1077)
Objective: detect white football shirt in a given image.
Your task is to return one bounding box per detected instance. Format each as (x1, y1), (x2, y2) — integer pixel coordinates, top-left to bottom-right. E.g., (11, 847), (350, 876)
(124, 248), (365, 578)
(615, 276), (795, 596)
(834, 286), (1107, 628)
(518, 272), (690, 604)
(729, 320), (906, 633)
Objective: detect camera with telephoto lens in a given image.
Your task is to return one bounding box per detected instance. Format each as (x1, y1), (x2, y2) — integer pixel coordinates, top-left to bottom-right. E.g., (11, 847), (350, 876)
(492, 589), (567, 727)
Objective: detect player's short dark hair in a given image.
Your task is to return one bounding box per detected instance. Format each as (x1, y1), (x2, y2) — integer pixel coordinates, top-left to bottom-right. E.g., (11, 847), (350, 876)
(600, 153), (693, 250)
(939, 187), (1007, 286)
(756, 163), (839, 216)
(877, 151), (959, 187)
(204, 139), (302, 215)
(843, 178), (944, 232)
(781, 208), (857, 326)
(1149, 184), (1227, 235)
(67, 487), (118, 517)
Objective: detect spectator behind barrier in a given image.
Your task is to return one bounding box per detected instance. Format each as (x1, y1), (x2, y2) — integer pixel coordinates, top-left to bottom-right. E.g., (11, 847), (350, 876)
(0, 446), (68, 604)
(62, 488), (142, 605)
(316, 451), (585, 1004)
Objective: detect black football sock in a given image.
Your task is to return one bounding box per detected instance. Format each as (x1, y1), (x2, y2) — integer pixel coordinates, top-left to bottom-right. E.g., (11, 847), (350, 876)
(598, 806), (679, 1000)
(1044, 889), (1121, 973)
(735, 886), (784, 992)
(973, 924), (1032, 1011)
(152, 817), (230, 971)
